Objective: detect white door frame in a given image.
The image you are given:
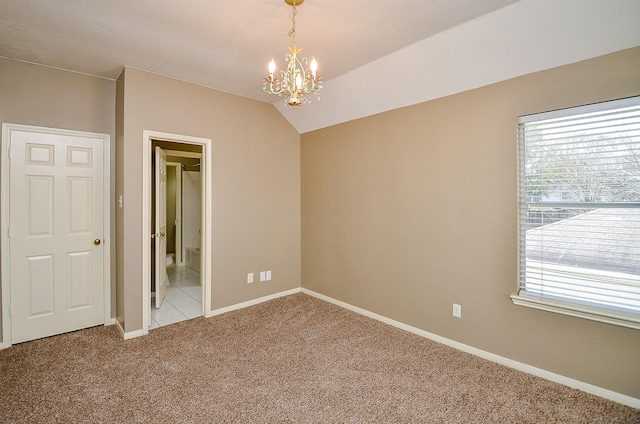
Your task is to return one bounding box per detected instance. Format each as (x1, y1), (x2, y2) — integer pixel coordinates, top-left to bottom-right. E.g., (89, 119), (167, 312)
(142, 131), (212, 335)
(0, 123), (111, 349)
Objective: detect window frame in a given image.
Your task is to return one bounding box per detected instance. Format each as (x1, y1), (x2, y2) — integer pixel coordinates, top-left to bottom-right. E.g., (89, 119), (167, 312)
(512, 96), (640, 330)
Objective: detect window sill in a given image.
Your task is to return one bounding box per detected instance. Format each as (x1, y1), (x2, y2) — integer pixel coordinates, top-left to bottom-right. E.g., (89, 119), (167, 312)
(510, 294), (640, 330)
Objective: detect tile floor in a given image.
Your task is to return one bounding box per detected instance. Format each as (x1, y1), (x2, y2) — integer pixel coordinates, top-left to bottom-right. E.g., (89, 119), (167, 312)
(150, 265), (202, 329)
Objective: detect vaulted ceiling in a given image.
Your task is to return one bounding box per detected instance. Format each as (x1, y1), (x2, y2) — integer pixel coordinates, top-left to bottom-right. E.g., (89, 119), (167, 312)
(1, 0), (639, 133)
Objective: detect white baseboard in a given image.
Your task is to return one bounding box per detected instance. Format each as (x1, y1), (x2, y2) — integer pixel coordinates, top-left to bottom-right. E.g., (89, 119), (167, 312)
(114, 318), (145, 340)
(301, 288), (640, 409)
(207, 288), (301, 318)
(123, 329), (145, 340)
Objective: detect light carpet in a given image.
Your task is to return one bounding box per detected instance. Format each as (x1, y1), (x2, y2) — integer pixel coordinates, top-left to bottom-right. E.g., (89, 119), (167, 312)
(1, 293), (638, 423)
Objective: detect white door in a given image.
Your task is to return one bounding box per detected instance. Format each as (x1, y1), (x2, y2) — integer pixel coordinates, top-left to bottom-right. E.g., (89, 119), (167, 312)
(9, 129), (104, 343)
(154, 147), (167, 308)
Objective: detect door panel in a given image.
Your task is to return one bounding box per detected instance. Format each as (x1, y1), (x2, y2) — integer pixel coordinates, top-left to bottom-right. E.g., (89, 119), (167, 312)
(68, 178), (91, 232)
(26, 254), (54, 317)
(9, 129), (104, 343)
(68, 251), (92, 309)
(27, 176), (54, 235)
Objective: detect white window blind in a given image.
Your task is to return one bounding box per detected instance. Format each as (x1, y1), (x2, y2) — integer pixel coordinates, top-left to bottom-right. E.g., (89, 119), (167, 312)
(515, 96), (640, 329)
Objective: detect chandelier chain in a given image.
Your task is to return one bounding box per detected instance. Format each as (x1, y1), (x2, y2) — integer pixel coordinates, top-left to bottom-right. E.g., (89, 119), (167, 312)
(288, 1), (297, 43)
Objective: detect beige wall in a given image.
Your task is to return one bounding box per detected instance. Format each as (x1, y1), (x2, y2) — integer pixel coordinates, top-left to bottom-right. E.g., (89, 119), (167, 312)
(0, 58), (116, 343)
(301, 47), (640, 398)
(118, 67), (301, 332)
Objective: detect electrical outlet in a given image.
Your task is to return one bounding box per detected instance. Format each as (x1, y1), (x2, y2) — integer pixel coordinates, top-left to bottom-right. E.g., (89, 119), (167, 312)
(260, 271), (266, 282)
(266, 270), (271, 281)
(247, 273), (254, 284)
(452, 303), (462, 318)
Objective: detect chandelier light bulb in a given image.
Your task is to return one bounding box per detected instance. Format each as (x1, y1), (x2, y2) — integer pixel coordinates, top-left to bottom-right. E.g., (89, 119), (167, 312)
(310, 57), (317, 78)
(268, 59), (276, 75)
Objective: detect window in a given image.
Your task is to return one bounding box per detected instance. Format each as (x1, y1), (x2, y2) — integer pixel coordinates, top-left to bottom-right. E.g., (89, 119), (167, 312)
(512, 96), (640, 329)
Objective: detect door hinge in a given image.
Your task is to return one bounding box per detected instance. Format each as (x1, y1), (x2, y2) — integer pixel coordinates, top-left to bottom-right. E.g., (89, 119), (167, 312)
(7, 226), (11, 238)
(7, 147), (11, 159)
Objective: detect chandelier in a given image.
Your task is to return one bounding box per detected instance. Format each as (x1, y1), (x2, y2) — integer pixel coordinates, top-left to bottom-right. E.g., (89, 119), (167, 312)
(263, 0), (322, 107)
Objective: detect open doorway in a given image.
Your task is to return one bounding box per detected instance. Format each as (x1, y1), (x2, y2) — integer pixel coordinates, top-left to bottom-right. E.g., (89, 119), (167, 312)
(142, 131), (212, 335)
(151, 143), (202, 328)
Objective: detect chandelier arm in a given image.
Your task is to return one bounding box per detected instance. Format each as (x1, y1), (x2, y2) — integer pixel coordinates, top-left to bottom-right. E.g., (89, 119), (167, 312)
(296, 56), (320, 93)
(264, 76), (287, 96)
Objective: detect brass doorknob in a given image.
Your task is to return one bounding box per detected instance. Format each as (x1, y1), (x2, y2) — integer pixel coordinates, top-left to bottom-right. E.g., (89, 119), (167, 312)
(94, 239), (101, 245)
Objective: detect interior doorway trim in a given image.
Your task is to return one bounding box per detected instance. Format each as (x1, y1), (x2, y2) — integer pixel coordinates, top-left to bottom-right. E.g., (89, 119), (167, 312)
(0, 123), (111, 349)
(142, 130), (213, 335)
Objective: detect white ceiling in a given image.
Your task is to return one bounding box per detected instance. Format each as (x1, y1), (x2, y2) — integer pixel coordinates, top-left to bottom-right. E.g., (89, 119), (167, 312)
(1, 0), (639, 133)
